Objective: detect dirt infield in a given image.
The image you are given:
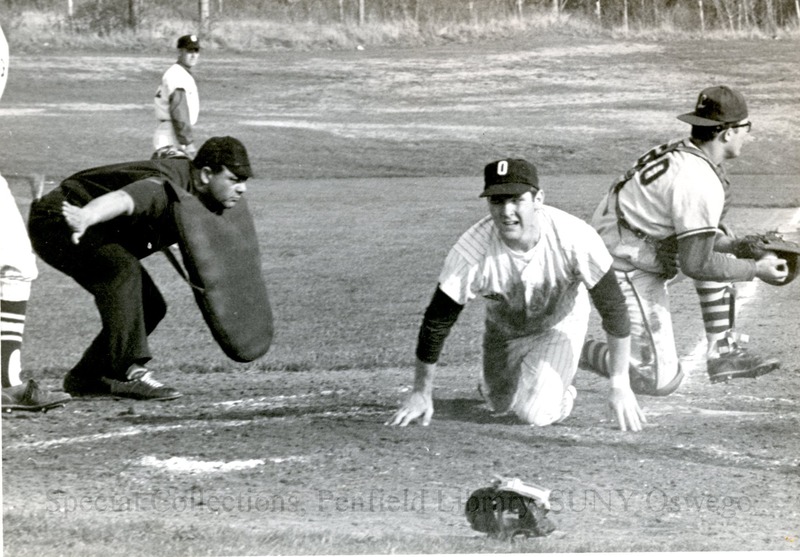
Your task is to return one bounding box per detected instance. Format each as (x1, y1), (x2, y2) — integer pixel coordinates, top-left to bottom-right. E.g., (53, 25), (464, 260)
(3, 179), (799, 555)
(2, 33), (800, 556)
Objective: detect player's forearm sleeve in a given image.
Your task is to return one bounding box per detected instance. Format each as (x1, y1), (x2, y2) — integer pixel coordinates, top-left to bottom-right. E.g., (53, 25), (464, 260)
(680, 232), (756, 282)
(169, 88), (193, 145)
(588, 269), (631, 338)
(415, 286), (464, 364)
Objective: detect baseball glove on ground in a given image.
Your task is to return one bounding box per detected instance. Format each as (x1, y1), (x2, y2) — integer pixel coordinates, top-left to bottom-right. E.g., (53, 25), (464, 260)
(733, 231), (800, 286)
(465, 477), (556, 539)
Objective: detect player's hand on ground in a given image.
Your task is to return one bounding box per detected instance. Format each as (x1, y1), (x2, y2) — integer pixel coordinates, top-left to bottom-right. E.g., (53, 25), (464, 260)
(608, 386), (646, 432)
(61, 201), (90, 245)
(386, 391), (433, 427)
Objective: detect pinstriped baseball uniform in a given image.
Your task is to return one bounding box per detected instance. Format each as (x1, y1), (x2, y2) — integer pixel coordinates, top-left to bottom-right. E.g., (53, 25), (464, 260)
(438, 207), (612, 425)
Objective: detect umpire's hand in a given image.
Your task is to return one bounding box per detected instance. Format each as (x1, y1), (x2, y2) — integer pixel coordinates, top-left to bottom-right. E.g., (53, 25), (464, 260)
(62, 201), (92, 244)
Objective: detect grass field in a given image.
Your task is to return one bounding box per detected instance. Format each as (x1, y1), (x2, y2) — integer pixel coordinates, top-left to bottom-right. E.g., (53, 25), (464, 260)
(2, 33), (800, 556)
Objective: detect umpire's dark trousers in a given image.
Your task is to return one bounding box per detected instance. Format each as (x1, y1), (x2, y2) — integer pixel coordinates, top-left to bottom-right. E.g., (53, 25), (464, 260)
(28, 189), (167, 381)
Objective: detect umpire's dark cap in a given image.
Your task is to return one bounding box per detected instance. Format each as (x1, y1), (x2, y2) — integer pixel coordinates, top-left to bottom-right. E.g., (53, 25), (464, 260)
(677, 85), (748, 127)
(177, 34), (201, 51)
(194, 136), (253, 179)
(480, 159), (539, 198)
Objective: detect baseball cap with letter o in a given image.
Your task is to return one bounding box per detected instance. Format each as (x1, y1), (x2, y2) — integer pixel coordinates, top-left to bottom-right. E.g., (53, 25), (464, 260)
(677, 85), (748, 127)
(194, 136), (254, 180)
(480, 158), (539, 198)
(177, 34), (201, 51)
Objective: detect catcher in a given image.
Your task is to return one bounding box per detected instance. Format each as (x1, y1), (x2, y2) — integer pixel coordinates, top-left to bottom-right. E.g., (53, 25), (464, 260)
(465, 476), (557, 539)
(584, 85), (792, 394)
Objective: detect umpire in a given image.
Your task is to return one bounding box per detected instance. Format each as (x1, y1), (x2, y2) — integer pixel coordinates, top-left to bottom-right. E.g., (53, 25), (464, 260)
(28, 137), (253, 401)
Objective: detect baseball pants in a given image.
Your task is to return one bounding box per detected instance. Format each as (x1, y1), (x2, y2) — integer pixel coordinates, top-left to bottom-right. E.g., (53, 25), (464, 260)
(1, 174), (38, 386)
(28, 190), (167, 381)
(153, 122), (180, 152)
(615, 268), (683, 394)
(482, 289), (589, 426)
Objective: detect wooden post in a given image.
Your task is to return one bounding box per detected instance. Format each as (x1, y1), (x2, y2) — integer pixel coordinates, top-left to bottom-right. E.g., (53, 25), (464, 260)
(199, 0), (210, 31)
(67, 0), (73, 18)
(358, 0), (365, 25)
(622, 0), (629, 31)
(338, 0), (345, 22)
(596, 0), (601, 21)
(697, 0), (704, 32)
(129, 0), (140, 31)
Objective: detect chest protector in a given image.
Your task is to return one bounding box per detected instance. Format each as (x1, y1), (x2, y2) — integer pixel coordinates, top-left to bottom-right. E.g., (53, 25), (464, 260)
(165, 182), (273, 362)
(609, 140), (730, 277)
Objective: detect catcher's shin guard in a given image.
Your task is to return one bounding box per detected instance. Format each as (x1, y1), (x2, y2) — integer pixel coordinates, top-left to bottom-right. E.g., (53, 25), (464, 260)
(580, 339), (682, 396)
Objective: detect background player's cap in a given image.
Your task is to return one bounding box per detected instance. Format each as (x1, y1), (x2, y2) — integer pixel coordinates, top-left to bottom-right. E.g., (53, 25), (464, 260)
(194, 136), (253, 179)
(677, 85), (748, 127)
(480, 159), (539, 198)
(177, 34), (201, 52)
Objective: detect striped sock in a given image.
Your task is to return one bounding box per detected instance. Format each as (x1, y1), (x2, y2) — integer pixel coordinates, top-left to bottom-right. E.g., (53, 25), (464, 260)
(580, 339), (609, 377)
(695, 282), (733, 336)
(1, 299), (27, 388)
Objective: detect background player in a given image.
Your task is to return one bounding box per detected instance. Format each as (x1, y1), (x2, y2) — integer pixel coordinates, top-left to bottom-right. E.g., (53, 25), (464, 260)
(388, 158), (645, 431)
(1, 23), (71, 411)
(582, 85), (787, 394)
(27, 136), (253, 401)
(153, 34), (201, 157)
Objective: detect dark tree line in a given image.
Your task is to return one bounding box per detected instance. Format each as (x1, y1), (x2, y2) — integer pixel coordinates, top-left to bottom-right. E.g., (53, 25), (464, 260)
(4, 0), (799, 32)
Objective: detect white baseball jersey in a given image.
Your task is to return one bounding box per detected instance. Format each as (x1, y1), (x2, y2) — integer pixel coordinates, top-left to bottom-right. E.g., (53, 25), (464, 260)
(154, 63), (199, 125)
(438, 206), (612, 341)
(592, 138), (727, 274)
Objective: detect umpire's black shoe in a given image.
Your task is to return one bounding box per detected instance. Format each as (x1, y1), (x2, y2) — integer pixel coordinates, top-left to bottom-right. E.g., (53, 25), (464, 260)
(102, 368), (182, 401)
(63, 370), (111, 397)
(707, 347), (780, 384)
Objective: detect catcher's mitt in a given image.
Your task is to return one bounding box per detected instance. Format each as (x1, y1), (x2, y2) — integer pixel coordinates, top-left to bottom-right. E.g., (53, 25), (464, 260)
(733, 231), (800, 286)
(465, 477), (556, 539)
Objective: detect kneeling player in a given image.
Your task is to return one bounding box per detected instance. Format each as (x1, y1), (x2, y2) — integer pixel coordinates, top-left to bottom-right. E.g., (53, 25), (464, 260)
(388, 158), (645, 431)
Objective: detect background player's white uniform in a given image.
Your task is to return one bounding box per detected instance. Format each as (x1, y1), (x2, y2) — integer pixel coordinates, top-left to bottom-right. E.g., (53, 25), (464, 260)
(153, 62), (199, 150)
(439, 207), (612, 425)
(0, 24), (38, 385)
